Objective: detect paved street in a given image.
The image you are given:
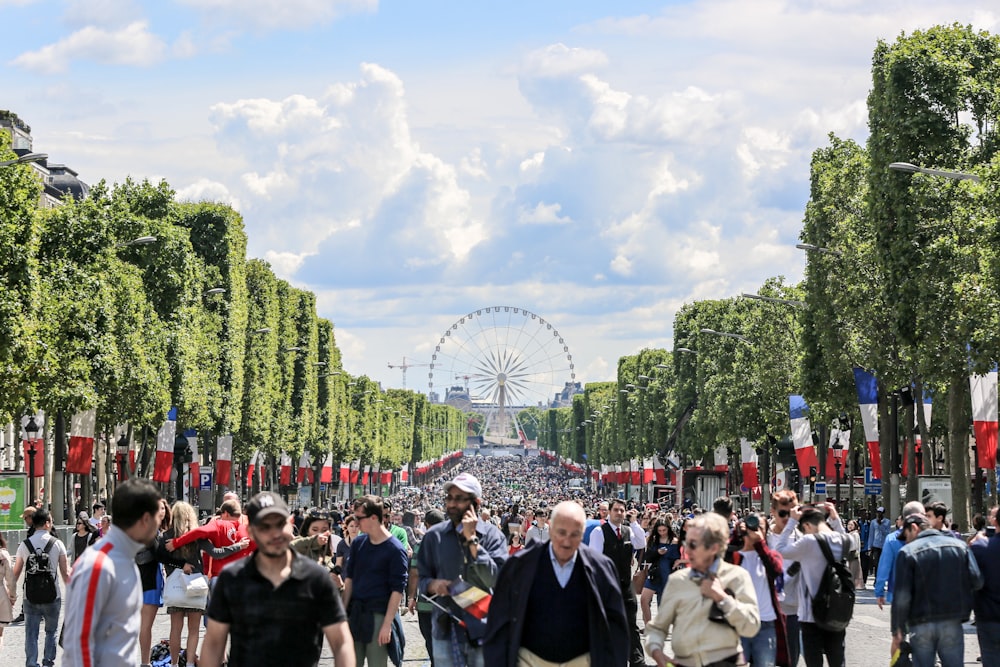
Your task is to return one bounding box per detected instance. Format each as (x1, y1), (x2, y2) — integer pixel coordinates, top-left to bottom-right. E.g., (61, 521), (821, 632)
(0, 585), (987, 665)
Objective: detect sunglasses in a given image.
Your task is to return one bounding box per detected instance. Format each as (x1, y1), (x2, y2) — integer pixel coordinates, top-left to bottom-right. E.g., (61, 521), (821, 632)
(778, 509), (790, 518)
(684, 540), (701, 550)
(445, 495), (472, 503)
(353, 514), (368, 521)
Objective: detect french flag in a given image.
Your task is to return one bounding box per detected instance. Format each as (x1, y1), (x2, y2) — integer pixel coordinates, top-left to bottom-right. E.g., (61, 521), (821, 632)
(152, 407), (177, 483)
(216, 435), (233, 486)
(400, 466), (408, 483)
(298, 452), (313, 484)
(246, 450), (259, 489)
(906, 390), (933, 476)
(853, 368), (882, 477)
(789, 395), (819, 474)
(66, 409), (97, 475)
(713, 445), (729, 471)
(350, 460), (360, 484)
(970, 365), (998, 470)
(279, 452), (292, 486)
(740, 438), (759, 489)
(642, 458), (655, 484)
(340, 463), (350, 484)
(185, 428), (199, 484)
(321, 453), (334, 484)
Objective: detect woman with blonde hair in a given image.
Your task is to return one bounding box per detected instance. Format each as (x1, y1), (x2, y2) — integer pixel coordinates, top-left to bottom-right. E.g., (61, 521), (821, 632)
(157, 500), (245, 667)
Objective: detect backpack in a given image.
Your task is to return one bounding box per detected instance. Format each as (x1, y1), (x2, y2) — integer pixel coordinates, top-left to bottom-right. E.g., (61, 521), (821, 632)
(810, 533), (854, 632)
(23, 537), (58, 604)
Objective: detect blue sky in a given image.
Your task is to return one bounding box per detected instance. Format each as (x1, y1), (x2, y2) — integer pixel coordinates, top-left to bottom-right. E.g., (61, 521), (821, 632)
(3, 0), (998, 398)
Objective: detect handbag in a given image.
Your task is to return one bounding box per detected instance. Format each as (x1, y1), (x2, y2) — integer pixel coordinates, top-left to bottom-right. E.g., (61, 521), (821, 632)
(632, 564), (649, 595)
(163, 569), (209, 610)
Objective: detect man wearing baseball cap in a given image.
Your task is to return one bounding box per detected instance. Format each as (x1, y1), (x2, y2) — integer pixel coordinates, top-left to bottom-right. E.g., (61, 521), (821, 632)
(200, 492), (355, 667)
(417, 472), (508, 667)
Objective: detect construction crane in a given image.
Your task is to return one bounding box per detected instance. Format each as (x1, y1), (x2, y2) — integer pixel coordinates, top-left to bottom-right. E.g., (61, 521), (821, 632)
(387, 356), (430, 389)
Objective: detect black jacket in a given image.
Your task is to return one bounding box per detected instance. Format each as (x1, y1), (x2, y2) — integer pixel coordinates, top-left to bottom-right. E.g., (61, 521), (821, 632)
(484, 541), (629, 667)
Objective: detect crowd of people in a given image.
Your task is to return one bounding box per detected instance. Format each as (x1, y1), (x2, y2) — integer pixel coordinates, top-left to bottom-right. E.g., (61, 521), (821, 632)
(0, 454), (995, 667)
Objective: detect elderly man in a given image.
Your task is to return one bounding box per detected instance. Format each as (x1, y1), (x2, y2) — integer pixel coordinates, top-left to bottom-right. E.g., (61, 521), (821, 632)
(485, 501), (628, 667)
(418, 473), (508, 667)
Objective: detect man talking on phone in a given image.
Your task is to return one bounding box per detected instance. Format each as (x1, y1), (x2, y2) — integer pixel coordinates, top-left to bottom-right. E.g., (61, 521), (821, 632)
(418, 473), (508, 667)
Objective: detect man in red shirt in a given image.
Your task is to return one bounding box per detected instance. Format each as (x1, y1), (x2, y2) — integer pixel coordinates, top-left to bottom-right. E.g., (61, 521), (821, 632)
(165, 500), (253, 577)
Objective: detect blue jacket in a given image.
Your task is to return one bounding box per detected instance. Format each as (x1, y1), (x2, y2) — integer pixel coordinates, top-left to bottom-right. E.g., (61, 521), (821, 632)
(890, 529), (983, 634)
(484, 541), (629, 667)
(874, 530), (904, 601)
(971, 534), (1000, 623)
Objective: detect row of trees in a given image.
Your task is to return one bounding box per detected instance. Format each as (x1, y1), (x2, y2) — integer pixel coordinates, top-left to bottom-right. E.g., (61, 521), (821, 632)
(0, 145), (466, 500)
(536, 25), (1000, 529)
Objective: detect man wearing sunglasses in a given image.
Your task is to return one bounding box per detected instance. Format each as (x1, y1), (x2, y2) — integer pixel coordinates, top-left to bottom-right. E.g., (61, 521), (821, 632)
(767, 489), (801, 667)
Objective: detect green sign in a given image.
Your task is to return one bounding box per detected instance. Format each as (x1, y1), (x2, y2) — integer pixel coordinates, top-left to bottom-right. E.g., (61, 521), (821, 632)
(0, 474), (27, 531)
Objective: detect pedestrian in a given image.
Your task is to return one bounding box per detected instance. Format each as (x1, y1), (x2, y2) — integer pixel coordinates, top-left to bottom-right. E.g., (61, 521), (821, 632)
(874, 501), (925, 611)
(417, 472), (508, 667)
(157, 501), (212, 667)
(12, 507), (71, 667)
(137, 497), (169, 667)
(587, 497), (647, 667)
(199, 491), (355, 667)
(9, 506), (36, 625)
(523, 507), (549, 545)
(734, 513), (786, 667)
(337, 514), (360, 576)
(645, 511), (761, 667)
(773, 502), (850, 667)
(165, 498), (252, 578)
(88, 502), (106, 531)
(892, 513), (983, 667)
(71, 516), (98, 564)
(971, 505), (1000, 667)
(639, 516), (681, 628)
(0, 531), (14, 651)
(292, 508), (342, 573)
(767, 490), (801, 667)
(845, 519), (864, 590)
(484, 501), (630, 666)
(868, 506), (892, 576)
(61, 479), (163, 667)
(407, 510), (445, 666)
(343, 495), (408, 667)
(858, 509), (871, 584)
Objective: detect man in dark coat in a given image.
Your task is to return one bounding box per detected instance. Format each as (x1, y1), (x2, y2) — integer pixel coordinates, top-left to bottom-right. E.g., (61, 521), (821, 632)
(484, 501), (629, 667)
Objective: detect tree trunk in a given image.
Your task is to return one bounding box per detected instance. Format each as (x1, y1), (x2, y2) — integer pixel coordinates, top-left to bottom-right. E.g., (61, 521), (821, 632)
(948, 373), (970, 531)
(905, 400), (918, 502)
(877, 382), (893, 513)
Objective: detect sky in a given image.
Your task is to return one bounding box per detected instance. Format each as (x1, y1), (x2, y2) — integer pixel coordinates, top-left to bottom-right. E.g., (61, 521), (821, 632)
(3, 0), (999, 401)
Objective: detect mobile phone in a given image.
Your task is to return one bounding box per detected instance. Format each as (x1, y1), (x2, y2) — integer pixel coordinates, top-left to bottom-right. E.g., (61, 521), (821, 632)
(988, 525), (996, 538)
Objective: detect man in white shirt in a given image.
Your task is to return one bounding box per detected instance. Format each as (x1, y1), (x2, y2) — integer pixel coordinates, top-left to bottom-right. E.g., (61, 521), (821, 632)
(13, 508), (71, 667)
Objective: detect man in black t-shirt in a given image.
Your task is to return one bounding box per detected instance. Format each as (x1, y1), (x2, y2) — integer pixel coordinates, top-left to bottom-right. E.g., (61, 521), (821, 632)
(200, 492), (355, 667)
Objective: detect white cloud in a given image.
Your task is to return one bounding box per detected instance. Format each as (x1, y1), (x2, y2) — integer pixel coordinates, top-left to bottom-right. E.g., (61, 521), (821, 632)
(61, 0), (143, 28)
(521, 43), (608, 78)
(176, 178), (240, 209)
(518, 202), (571, 225)
(263, 250), (312, 279)
(11, 21), (165, 73)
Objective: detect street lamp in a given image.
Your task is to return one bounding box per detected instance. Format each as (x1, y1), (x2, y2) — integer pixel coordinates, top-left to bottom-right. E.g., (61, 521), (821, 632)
(116, 236), (157, 248)
(0, 152), (47, 168)
(888, 162), (980, 183)
(795, 243), (843, 257)
(832, 439), (845, 509)
(204, 287), (226, 296)
(675, 347), (696, 354)
(116, 432), (130, 483)
(24, 416), (40, 504)
(252, 327), (271, 335)
(699, 328), (752, 345)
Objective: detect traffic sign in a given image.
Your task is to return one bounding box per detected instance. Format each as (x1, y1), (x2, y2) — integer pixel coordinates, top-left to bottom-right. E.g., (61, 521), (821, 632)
(814, 482), (827, 495)
(864, 467), (878, 485)
(864, 485), (881, 496)
(199, 471), (213, 490)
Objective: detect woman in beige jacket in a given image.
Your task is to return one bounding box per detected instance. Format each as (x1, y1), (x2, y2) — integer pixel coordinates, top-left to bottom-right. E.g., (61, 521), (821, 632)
(0, 531), (15, 651)
(646, 512), (761, 667)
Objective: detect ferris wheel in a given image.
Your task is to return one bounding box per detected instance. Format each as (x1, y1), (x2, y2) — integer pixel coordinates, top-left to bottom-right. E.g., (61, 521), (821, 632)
(429, 306), (576, 444)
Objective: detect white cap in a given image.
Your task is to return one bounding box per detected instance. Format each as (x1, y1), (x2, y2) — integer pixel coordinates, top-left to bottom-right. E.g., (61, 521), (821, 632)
(877, 506), (885, 512)
(443, 472), (482, 499)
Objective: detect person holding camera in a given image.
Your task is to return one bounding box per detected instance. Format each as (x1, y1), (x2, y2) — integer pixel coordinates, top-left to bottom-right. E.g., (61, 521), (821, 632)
(646, 512), (761, 667)
(735, 513), (787, 667)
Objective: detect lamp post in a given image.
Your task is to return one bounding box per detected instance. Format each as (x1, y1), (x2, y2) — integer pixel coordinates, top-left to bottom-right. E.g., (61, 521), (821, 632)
(699, 328), (752, 345)
(116, 236), (157, 248)
(832, 440), (844, 510)
(0, 152), (47, 168)
(24, 416), (40, 504)
(740, 292), (807, 308)
(116, 432), (130, 486)
(888, 162), (980, 182)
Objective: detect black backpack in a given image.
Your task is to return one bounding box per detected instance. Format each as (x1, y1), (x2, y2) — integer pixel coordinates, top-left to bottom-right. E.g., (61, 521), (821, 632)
(23, 537), (58, 604)
(810, 533), (855, 632)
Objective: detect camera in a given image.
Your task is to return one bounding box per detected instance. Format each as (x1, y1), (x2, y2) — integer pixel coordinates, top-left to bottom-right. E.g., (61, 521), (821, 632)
(744, 513), (761, 531)
(330, 564), (343, 576)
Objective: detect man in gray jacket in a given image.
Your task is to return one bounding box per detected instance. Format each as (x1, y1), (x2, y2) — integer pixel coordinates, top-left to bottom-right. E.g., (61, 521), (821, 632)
(62, 479), (163, 667)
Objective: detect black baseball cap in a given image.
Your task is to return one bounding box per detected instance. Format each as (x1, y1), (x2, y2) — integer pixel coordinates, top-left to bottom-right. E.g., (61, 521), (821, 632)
(245, 492), (290, 525)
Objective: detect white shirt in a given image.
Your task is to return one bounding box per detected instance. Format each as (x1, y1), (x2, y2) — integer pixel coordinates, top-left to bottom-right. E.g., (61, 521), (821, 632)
(548, 543), (578, 588)
(15, 529), (69, 600)
(587, 519), (646, 553)
(738, 550), (777, 621)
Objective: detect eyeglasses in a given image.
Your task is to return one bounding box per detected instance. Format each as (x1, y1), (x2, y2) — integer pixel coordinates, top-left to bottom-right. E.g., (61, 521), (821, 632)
(445, 495), (472, 503)
(353, 513), (368, 521)
(684, 540), (701, 550)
